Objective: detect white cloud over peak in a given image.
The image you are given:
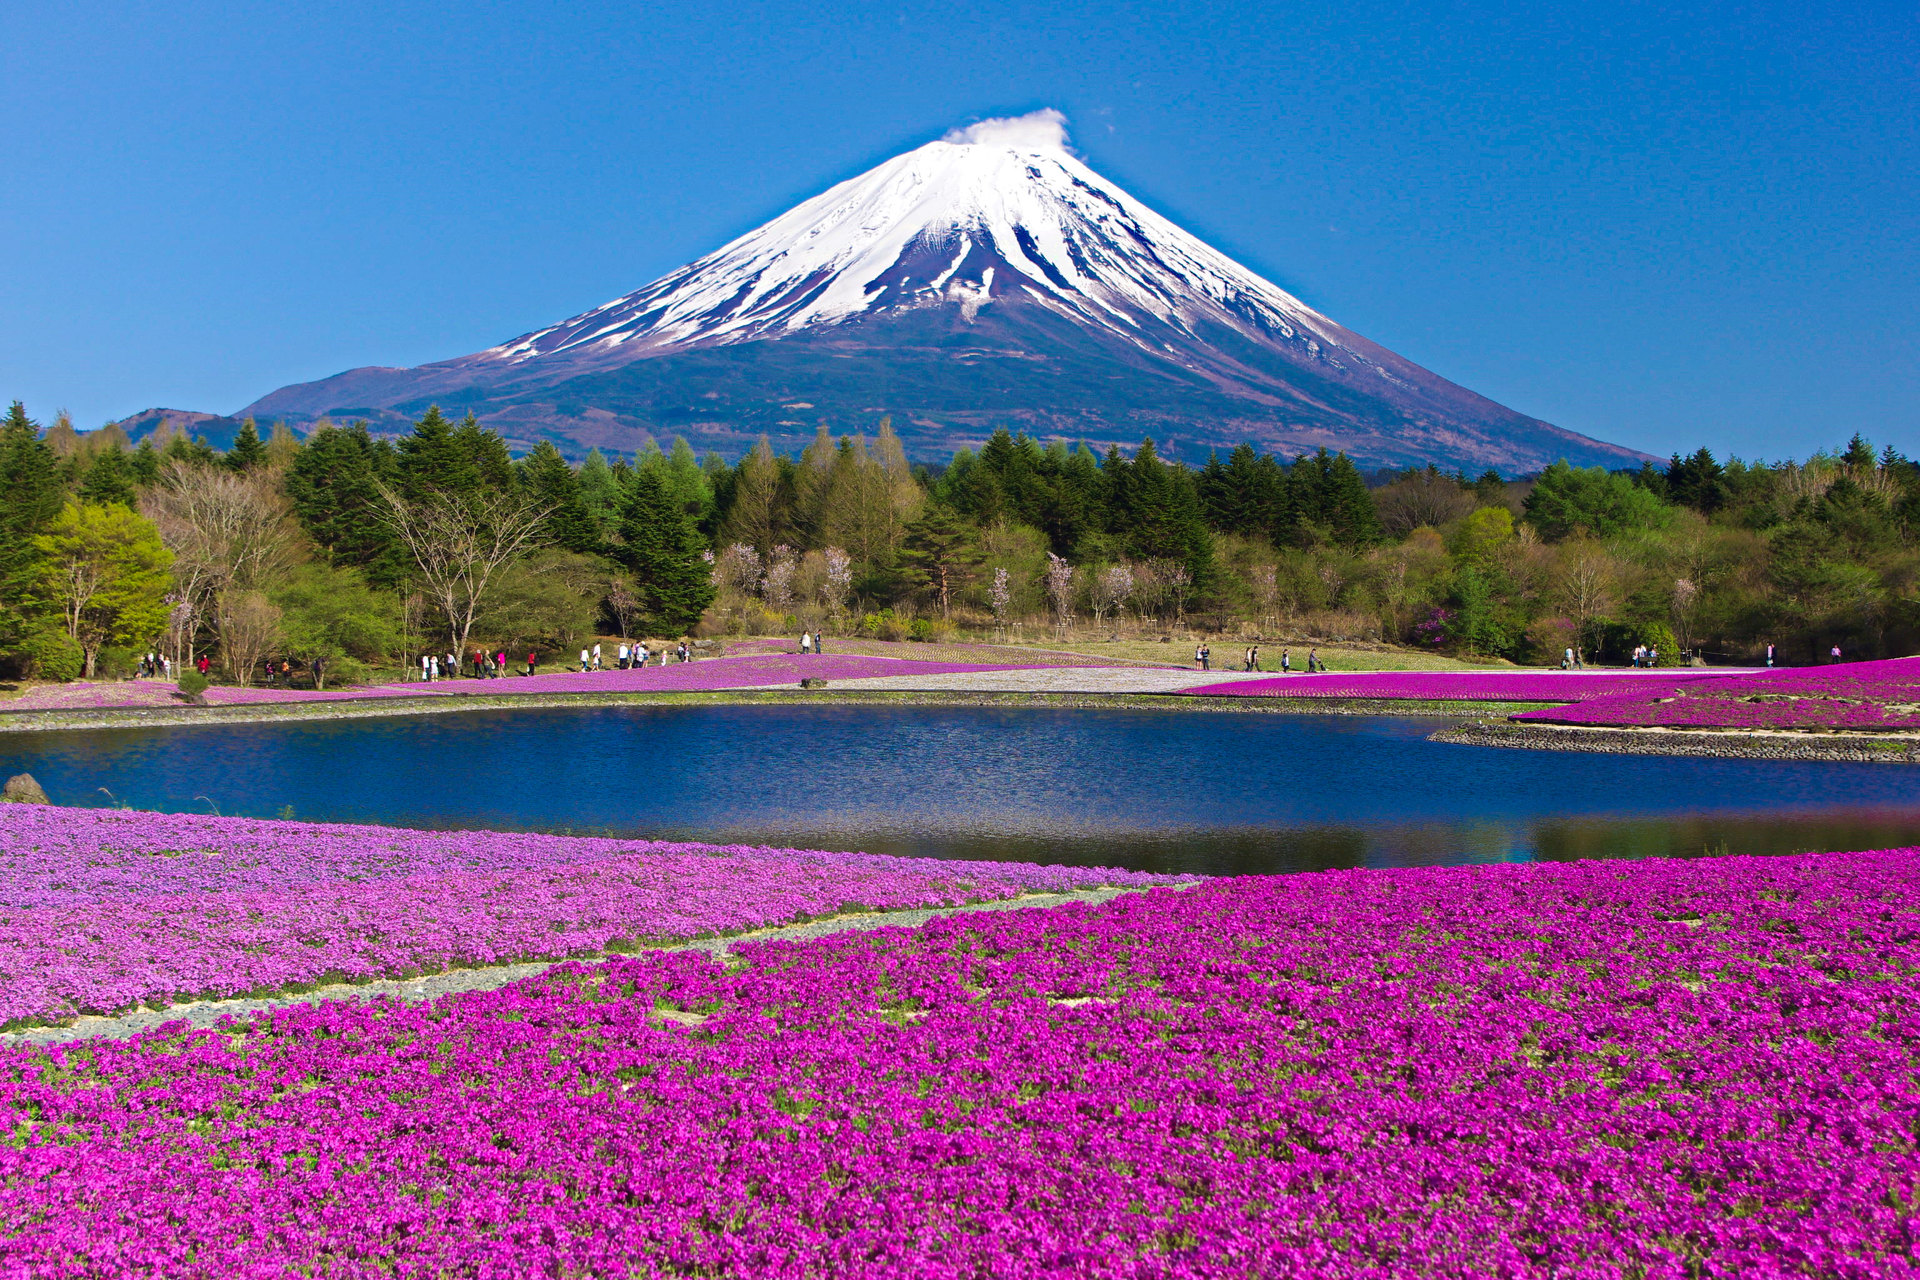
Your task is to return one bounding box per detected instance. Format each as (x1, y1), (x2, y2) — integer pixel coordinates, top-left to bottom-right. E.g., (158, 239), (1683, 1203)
(942, 108), (1069, 150)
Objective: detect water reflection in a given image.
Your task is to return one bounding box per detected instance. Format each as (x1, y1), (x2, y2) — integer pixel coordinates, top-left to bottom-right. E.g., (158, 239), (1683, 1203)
(5, 704), (1919, 876)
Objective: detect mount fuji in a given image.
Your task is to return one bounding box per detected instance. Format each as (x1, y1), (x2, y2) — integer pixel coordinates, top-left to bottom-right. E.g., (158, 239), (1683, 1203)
(238, 110), (1645, 472)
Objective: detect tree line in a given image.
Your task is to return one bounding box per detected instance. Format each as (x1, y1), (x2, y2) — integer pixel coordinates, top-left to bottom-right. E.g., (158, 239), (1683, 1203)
(1, 399), (1915, 684)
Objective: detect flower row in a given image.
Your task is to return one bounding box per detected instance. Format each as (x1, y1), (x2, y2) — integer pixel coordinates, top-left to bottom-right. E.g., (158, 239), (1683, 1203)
(0, 807), (1180, 1024)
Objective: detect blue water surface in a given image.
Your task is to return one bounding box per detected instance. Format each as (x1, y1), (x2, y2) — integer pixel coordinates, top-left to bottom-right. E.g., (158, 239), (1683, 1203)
(4, 705), (1918, 875)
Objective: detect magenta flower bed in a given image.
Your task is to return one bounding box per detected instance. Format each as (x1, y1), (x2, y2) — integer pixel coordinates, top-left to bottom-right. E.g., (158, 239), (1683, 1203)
(1184, 669), (1729, 702)
(2, 654), (1046, 714)
(1516, 656), (1920, 730)
(4, 851), (1915, 1275)
(0, 807), (1178, 1026)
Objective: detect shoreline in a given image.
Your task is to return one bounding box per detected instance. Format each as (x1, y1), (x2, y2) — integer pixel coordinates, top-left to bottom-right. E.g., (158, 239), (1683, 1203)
(0, 687), (1544, 733)
(1434, 719), (1920, 763)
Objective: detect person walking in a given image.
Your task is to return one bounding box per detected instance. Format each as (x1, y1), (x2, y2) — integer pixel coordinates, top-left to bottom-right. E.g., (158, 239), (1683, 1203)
(1281, 649), (1291, 674)
(197, 654), (210, 677)
(1766, 642), (1775, 668)
(801, 631), (813, 655)
(311, 654), (324, 690)
(617, 642), (629, 670)
(592, 642), (603, 670)
(815, 631), (826, 655)
(1831, 644), (1843, 663)
(579, 648), (590, 673)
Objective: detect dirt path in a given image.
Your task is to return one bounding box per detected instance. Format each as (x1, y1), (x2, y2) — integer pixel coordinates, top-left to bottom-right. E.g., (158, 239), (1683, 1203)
(2, 885), (1193, 1047)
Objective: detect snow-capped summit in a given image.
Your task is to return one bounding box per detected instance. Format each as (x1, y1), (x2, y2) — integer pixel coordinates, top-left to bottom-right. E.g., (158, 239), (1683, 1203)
(476, 111), (1349, 375)
(240, 111), (1646, 472)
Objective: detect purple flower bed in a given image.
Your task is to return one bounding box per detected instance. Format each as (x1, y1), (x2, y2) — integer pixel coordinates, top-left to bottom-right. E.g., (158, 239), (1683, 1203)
(1515, 656), (1920, 731)
(0, 807), (1178, 1026)
(3, 851), (1914, 1274)
(1184, 669), (1730, 702)
(2, 654), (1047, 713)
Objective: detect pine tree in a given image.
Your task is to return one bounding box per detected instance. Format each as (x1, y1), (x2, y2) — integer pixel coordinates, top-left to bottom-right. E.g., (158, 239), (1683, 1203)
(285, 421), (402, 576)
(77, 446), (138, 508)
(225, 418), (266, 471)
(900, 503), (978, 617)
(620, 468), (715, 635)
(576, 449), (622, 540)
(519, 441), (602, 554)
(0, 402), (64, 654)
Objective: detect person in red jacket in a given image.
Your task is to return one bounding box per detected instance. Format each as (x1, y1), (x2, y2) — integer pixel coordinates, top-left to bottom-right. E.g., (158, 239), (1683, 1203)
(526, 650), (538, 677)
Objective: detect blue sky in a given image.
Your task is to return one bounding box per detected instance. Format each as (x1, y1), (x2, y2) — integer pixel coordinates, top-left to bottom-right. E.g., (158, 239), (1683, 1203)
(2, 0), (1913, 461)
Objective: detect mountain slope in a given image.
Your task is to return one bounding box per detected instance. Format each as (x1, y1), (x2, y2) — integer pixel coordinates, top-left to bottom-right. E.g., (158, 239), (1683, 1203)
(241, 111), (1645, 471)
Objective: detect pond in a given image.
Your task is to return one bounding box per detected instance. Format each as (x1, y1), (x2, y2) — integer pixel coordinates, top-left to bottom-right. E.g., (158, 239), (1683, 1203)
(5, 705), (1920, 876)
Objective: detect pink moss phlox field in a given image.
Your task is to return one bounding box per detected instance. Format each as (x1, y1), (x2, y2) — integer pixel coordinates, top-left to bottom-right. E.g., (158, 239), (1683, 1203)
(1515, 655), (1920, 730)
(4, 853), (1917, 1276)
(0, 807), (1177, 1025)
(1184, 669), (1729, 702)
(0, 654), (1046, 713)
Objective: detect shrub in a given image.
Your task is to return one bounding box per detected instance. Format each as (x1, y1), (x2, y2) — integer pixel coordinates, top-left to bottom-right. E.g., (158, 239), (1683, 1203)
(908, 618), (936, 642)
(19, 630), (83, 682)
(176, 669), (209, 698)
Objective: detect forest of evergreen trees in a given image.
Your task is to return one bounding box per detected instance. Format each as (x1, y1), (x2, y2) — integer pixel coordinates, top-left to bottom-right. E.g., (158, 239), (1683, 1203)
(3, 399), (1917, 685)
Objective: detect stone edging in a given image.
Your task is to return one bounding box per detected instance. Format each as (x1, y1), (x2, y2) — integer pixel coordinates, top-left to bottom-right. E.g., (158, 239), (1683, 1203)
(1, 884), (1198, 1047)
(1433, 719), (1920, 763)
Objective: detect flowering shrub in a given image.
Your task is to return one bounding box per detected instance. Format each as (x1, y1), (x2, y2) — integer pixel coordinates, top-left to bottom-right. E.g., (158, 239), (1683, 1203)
(0, 653), (1046, 713)
(1515, 655), (1920, 730)
(1, 851), (1914, 1274)
(0, 807), (1178, 1026)
(1185, 669), (1727, 701)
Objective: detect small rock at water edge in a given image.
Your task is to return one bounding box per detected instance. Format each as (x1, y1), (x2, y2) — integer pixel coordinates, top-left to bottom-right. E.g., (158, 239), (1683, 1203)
(1, 774), (50, 805)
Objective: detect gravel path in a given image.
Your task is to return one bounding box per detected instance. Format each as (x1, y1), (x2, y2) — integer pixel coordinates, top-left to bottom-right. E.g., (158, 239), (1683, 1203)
(2, 885), (1185, 1047)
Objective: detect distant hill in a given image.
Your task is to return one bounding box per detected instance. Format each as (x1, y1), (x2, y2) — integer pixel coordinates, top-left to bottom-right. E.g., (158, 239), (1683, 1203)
(233, 112), (1649, 473)
(110, 408), (258, 453)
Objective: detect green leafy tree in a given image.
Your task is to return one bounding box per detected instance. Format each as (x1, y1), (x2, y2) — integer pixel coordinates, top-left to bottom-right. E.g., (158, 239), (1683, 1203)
(271, 563), (403, 667)
(33, 502), (175, 678)
(576, 448), (624, 541)
(1285, 449), (1383, 547)
(619, 469), (715, 635)
(1523, 460), (1672, 540)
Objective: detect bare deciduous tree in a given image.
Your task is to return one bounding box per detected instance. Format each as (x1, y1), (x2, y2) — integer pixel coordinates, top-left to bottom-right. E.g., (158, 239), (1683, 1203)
(142, 461), (301, 665)
(215, 590), (283, 685)
(1373, 470), (1477, 537)
(377, 484), (551, 653)
(1556, 539), (1620, 659)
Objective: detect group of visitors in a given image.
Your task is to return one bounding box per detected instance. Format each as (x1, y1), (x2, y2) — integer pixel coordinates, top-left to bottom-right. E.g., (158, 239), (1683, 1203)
(1561, 647), (1585, 670)
(1626, 644), (1659, 667)
(1203, 644), (1323, 674)
(255, 654), (325, 689)
(798, 631), (828, 654)
(136, 651), (173, 680)
(418, 641), (694, 681)
(420, 650), (510, 681)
